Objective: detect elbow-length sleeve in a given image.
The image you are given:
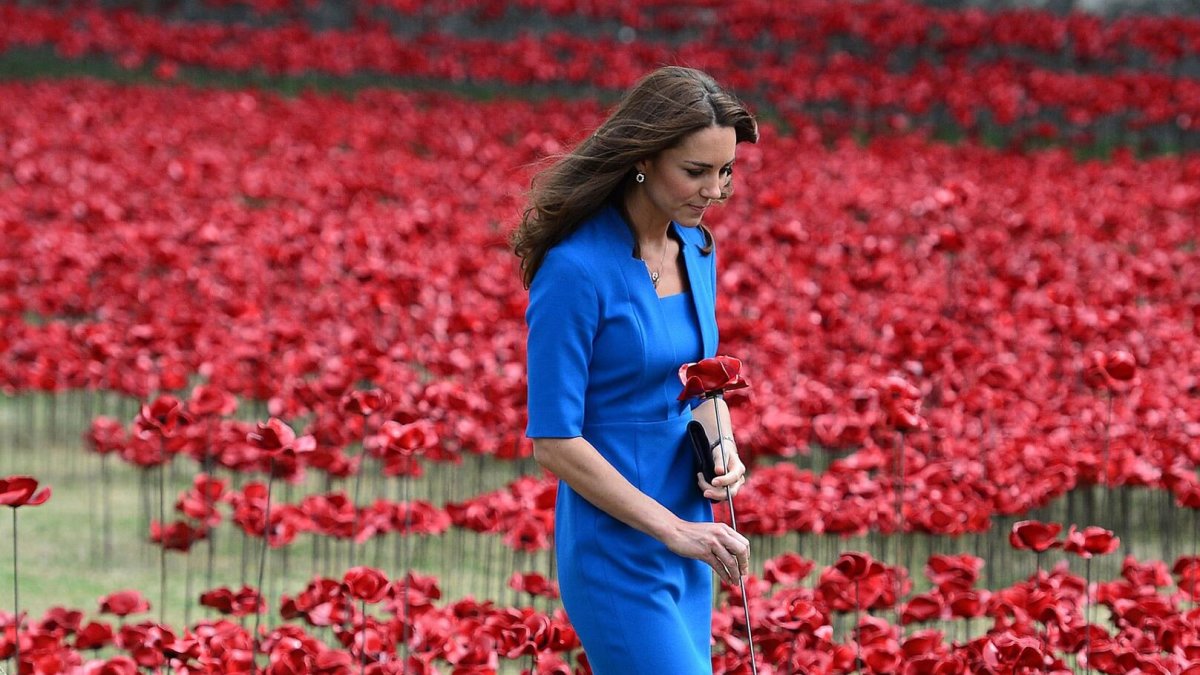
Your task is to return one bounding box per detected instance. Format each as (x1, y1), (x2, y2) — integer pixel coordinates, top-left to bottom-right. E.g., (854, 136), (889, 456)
(525, 250), (598, 438)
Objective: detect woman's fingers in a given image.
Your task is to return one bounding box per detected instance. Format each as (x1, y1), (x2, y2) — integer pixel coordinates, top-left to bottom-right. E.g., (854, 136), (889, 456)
(698, 453), (747, 499)
(706, 527), (750, 582)
(666, 520), (750, 583)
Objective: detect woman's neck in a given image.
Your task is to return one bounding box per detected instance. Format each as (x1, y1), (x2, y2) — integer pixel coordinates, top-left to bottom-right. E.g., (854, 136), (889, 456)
(621, 190), (670, 251)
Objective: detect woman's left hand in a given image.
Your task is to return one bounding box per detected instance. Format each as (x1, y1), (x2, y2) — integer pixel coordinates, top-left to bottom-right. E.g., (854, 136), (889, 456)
(698, 439), (746, 501)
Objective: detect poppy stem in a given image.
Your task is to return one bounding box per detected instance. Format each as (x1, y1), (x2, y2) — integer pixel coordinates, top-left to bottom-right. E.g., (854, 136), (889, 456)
(159, 455), (167, 625)
(1084, 557), (1092, 675)
(710, 392), (758, 675)
(101, 453), (112, 563)
(253, 458), (276, 660)
(1101, 391), (1113, 524)
(11, 509), (19, 675)
(854, 579), (861, 671)
(398, 475), (413, 668)
(185, 543), (194, 628)
(894, 430), (906, 632)
(350, 412), (369, 571)
(360, 597), (367, 675)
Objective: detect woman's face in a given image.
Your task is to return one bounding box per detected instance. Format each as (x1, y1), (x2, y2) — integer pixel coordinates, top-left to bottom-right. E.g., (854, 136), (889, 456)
(637, 125), (737, 228)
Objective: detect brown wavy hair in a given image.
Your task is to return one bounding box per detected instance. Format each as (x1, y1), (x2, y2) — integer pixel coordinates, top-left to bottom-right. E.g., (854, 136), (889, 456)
(511, 66), (758, 289)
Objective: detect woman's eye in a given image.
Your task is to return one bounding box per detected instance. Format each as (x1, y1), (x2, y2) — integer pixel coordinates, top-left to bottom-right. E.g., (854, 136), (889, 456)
(686, 169), (704, 177)
(721, 167), (733, 177)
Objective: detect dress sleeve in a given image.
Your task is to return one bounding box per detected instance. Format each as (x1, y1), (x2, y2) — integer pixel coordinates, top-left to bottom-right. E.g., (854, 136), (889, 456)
(525, 250), (598, 438)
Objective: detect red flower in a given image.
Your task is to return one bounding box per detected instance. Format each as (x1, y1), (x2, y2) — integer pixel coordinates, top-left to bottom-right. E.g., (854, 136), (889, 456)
(246, 417), (297, 453)
(149, 519), (208, 552)
(99, 590), (151, 617)
(1085, 349), (1138, 389)
(85, 417), (127, 455)
(74, 620), (116, 650)
(677, 355), (750, 400)
(1083, 350), (1114, 389)
(136, 395), (191, 436)
(175, 473), (226, 525)
(343, 566), (389, 603)
(187, 384), (237, 417)
(900, 592), (945, 624)
(340, 388), (391, 416)
(199, 585), (264, 616)
(1063, 525), (1120, 558)
(877, 375), (925, 431)
(925, 553), (983, 593)
(0, 475), (51, 507)
(763, 552), (815, 586)
(1008, 520), (1062, 552)
(1104, 349), (1136, 381)
(507, 571), (560, 599)
(83, 656), (140, 675)
(833, 551), (874, 581)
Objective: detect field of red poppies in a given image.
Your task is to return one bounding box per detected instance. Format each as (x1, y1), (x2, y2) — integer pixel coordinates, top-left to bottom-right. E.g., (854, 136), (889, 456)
(2, 1), (1200, 673)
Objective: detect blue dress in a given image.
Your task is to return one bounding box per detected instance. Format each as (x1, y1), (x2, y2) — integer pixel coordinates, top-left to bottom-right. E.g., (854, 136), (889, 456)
(525, 203), (718, 674)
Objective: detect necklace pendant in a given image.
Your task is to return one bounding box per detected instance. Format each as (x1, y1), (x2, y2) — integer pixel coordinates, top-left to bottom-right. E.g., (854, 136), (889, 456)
(650, 270), (660, 287)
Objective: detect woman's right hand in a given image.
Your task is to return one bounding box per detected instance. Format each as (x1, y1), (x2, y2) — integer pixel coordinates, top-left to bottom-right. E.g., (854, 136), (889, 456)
(662, 519), (750, 584)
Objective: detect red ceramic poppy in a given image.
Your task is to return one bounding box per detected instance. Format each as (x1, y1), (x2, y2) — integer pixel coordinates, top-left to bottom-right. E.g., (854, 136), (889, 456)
(1104, 349), (1136, 381)
(1063, 525), (1120, 558)
(246, 417), (297, 453)
(136, 395), (191, 437)
(198, 585), (263, 617)
(343, 566), (390, 603)
(677, 355), (750, 400)
(74, 620), (115, 651)
(98, 590), (151, 618)
(0, 475), (50, 508)
(1008, 520), (1063, 552)
(507, 571), (560, 600)
(763, 552), (816, 586)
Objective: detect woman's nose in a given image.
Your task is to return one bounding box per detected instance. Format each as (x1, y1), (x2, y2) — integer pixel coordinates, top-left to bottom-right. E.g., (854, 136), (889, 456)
(700, 175), (722, 199)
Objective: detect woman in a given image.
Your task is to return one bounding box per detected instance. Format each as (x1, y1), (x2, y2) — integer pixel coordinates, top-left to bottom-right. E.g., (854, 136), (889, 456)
(512, 66), (758, 673)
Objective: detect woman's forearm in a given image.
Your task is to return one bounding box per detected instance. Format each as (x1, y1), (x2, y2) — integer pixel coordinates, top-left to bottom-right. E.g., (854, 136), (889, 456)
(532, 436), (683, 542)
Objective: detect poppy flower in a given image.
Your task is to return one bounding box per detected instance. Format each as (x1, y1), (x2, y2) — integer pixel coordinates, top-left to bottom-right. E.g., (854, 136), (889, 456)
(198, 585), (263, 616)
(833, 551), (874, 581)
(98, 590), (151, 617)
(246, 418), (297, 453)
(0, 476), (51, 507)
(763, 552), (815, 586)
(1009, 520), (1063, 552)
(507, 571), (560, 599)
(1104, 349), (1136, 381)
(136, 395), (191, 437)
(149, 519), (208, 552)
(678, 355), (750, 400)
(83, 656), (140, 675)
(343, 566), (389, 603)
(900, 592), (945, 624)
(340, 388), (391, 417)
(1063, 525), (1120, 558)
(187, 384), (237, 418)
(74, 621), (115, 650)
(876, 375), (926, 431)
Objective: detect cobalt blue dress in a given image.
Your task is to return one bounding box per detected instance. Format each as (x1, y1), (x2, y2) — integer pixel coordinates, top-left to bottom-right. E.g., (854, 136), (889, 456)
(525, 203), (719, 674)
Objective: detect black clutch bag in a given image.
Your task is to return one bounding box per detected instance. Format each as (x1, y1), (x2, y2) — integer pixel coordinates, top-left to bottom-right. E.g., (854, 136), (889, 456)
(687, 420), (719, 500)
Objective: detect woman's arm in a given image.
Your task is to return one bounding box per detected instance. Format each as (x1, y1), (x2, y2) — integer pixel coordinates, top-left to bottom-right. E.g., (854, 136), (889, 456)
(534, 436), (749, 583)
(690, 396), (747, 501)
